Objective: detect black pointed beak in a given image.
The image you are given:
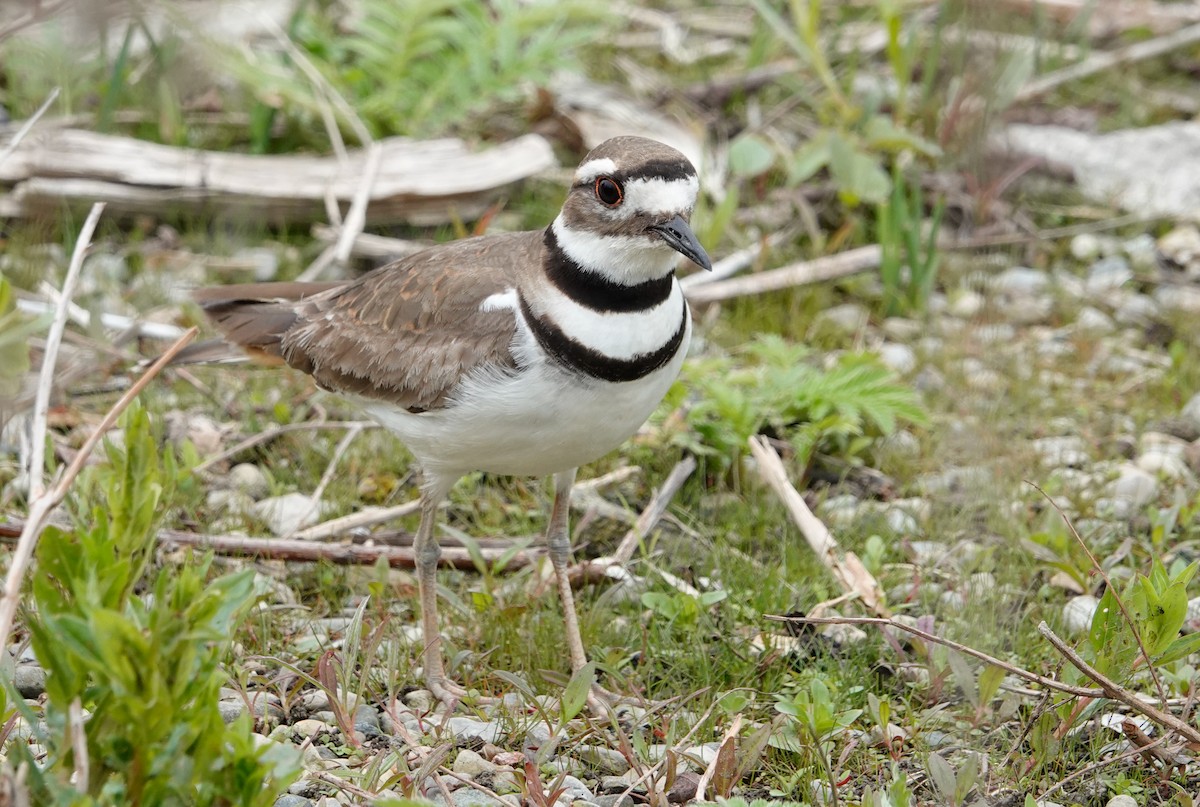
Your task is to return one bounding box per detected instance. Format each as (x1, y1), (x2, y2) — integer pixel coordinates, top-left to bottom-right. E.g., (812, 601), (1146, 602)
(651, 215), (712, 272)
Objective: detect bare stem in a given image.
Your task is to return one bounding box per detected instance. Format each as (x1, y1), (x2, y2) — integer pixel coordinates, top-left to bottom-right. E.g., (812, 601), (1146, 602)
(27, 202), (105, 500)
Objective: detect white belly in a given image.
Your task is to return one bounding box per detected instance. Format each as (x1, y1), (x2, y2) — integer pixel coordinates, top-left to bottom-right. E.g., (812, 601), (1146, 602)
(361, 319), (689, 483)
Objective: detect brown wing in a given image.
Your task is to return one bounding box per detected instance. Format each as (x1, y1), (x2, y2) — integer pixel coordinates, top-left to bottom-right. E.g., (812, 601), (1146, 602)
(196, 231), (537, 412)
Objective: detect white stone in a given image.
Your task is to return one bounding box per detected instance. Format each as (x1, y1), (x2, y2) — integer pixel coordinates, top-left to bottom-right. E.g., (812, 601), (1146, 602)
(1108, 464), (1159, 507)
(1075, 306), (1114, 335)
(812, 303), (869, 334)
(453, 749), (497, 778)
(991, 266), (1049, 296)
(1032, 436), (1089, 468)
(1154, 285), (1200, 314)
(1139, 431), (1188, 458)
(446, 717), (502, 744)
(252, 493), (327, 536)
(1085, 255), (1132, 294)
(1183, 392), (1200, 432)
(1136, 450), (1191, 481)
(228, 463), (269, 499)
(1113, 293), (1160, 326)
(878, 343), (917, 375)
(947, 289), (984, 318)
(1069, 233), (1102, 262)
(1063, 595), (1099, 635)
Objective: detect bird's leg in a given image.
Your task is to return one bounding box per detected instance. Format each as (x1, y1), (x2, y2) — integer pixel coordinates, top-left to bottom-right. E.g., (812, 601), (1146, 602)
(413, 489), (467, 705)
(547, 469), (589, 674)
(547, 470), (620, 710)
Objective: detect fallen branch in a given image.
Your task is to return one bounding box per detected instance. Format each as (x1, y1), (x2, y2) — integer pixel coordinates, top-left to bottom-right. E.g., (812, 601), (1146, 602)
(291, 500), (422, 542)
(748, 436), (889, 617)
(0, 517), (616, 585)
(0, 129), (556, 225)
(679, 230), (793, 290)
(684, 245), (881, 305)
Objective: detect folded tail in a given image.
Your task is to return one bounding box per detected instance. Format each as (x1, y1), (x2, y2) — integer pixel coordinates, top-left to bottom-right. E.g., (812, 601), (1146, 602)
(175, 281), (342, 365)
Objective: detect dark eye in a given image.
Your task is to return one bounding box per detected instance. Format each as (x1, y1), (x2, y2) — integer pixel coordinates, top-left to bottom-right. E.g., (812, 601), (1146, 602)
(594, 176), (623, 206)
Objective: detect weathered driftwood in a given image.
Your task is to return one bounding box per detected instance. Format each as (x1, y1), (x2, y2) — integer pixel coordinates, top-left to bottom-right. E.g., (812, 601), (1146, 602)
(0, 128), (557, 225)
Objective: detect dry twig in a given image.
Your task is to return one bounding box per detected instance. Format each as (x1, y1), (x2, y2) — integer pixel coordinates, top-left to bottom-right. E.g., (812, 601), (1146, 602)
(193, 420), (376, 474)
(1016, 21), (1200, 102)
(768, 614), (1100, 698)
(1038, 622), (1200, 747)
(0, 88), (59, 168)
(1030, 481), (1169, 708)
(0, 0), (74, 42)
(26, 202), (105, 500)
(611, 455), (696, 565)
(685, 245), (881, 305)
(335, 141), (384, 266)
(748, 436), (889, 617)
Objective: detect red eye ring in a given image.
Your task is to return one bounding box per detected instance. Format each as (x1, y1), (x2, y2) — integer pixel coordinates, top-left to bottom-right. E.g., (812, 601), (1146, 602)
(594, 176), (623, 207)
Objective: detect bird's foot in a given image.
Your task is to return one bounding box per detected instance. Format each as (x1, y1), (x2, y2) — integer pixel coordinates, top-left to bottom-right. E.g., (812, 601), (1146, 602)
(427, 676), (497, 711)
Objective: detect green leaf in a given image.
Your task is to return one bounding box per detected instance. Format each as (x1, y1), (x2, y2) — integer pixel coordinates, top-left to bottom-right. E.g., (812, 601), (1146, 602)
(862, 115), (942, 157)
(926, 753), (957, 802)
(560, 661), (597, 722)
(1154, 632), (1200, 666)
(728, 133), (776, 178)
(788, 132), (831, 185)
(828, 134), (891, 206)
(978, 664), (1005, 706)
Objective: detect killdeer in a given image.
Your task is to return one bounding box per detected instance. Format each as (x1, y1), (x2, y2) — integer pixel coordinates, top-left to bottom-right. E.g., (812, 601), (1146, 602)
(194, 136), (711, 704)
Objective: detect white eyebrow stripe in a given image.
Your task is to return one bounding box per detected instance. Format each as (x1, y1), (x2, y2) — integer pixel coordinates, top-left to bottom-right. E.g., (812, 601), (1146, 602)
(574, 158), (618, 183)
(624, 175), (699, 215)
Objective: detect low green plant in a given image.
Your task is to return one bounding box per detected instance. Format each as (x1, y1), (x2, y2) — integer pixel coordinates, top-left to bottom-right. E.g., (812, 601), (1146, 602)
(680, 335), (927, 480)
(1084, 558), (1200, 683)
(925, 751), (981, 807)
(877, 166), (944, 316)
(733, 0), (943, 207)
(860, 763), (914, 807)
(641, 589), (728, 628)
(233, 0), (607, 143)
(12, 403), (301, 804)
(773, 678), (862, 804)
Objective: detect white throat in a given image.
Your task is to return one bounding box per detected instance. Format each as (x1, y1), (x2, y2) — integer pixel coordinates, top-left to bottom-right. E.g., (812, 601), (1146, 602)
(551, 215), (679, 286)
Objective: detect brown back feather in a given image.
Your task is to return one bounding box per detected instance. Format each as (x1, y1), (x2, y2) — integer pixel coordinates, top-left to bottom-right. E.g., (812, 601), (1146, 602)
(194, 233), (535, 412)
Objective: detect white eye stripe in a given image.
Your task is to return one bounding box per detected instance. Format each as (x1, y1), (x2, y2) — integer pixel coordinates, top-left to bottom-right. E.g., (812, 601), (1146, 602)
(622, 176), (699, 215)
(574, 158), (617, 184)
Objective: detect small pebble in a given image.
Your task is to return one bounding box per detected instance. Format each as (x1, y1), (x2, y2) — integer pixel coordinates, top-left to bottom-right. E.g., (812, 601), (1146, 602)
(447, 716), (502, 744)
(1063, 595), (1100, 635)
(229, 463), (270, 499)
(453, 749), (497, 778)
(991, 266), (1049, 296)
(252, 493), (328, 536)
(14, 665), (45, 699)
(878, 343), (917, 375)
(1085, 255), (1132, 293)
